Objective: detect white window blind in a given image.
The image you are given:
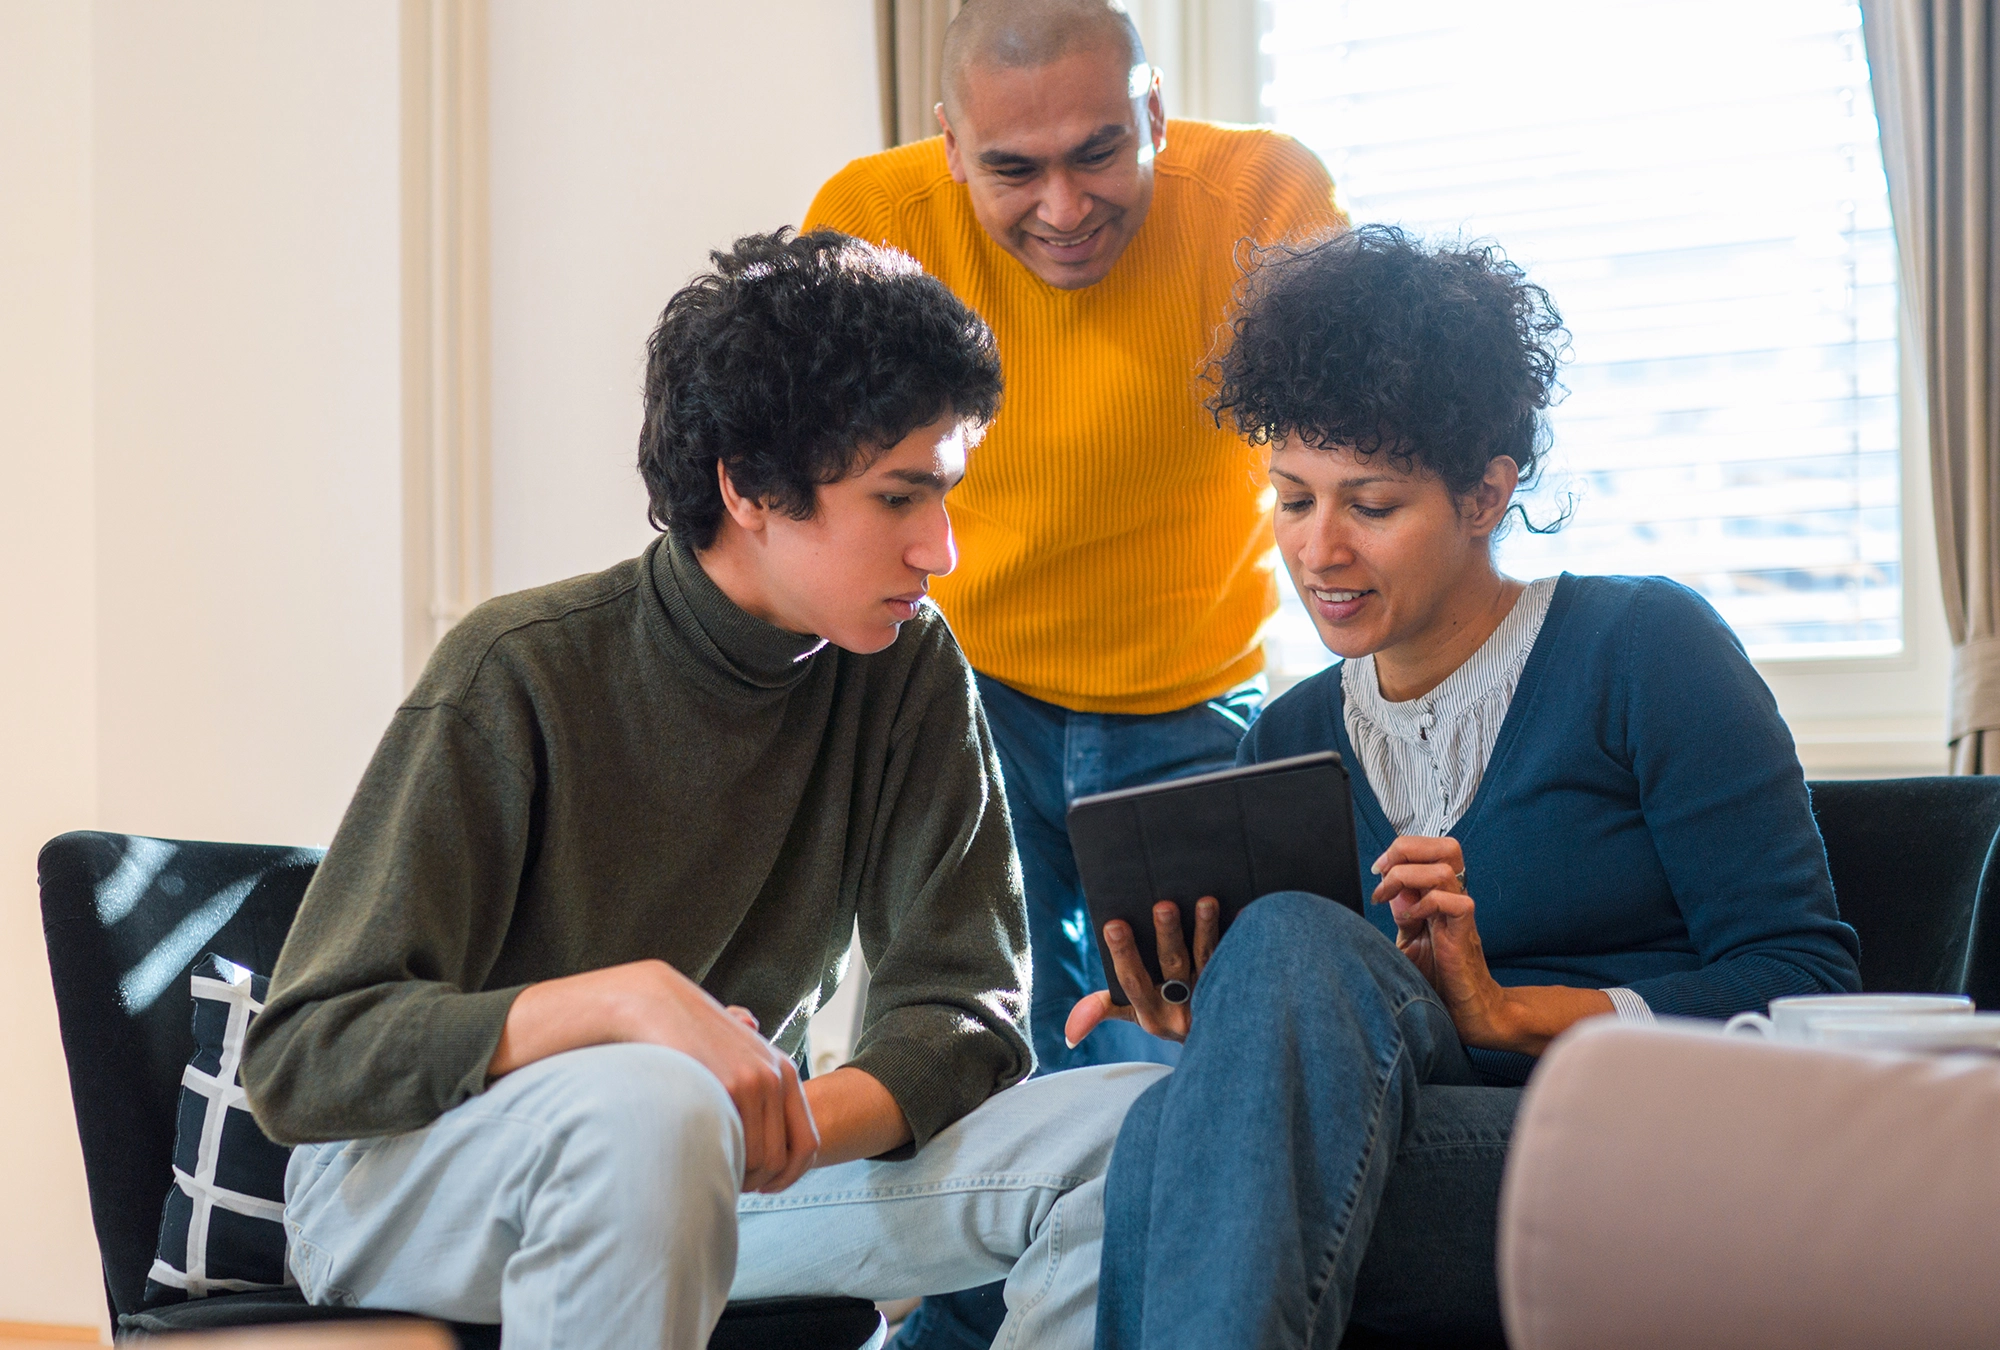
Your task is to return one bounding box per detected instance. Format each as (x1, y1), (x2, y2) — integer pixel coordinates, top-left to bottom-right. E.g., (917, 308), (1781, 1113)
(1258, 0), (1900, 679)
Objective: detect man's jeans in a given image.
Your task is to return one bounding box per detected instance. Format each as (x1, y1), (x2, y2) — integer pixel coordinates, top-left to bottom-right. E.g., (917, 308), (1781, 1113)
(281, 1048), (1167, 1350)
(890, 677), (1263, 1350)
(974, 673), (1263, 1073)
(1098, 893), (1520, 1349)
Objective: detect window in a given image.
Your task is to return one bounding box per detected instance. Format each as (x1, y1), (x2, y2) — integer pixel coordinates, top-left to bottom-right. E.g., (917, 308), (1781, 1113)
(1259, 0), (1900, 681)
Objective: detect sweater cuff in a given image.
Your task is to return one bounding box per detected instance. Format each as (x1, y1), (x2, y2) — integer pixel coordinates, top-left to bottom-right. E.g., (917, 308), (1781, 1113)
(1604, 986), (1657, 1025)
(848, 1026), (1015, 1153)
(429, 984), (530, 1109)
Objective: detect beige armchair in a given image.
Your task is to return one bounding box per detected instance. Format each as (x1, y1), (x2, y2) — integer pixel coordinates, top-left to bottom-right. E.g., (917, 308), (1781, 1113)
(1498, 1021), (2000, 1350)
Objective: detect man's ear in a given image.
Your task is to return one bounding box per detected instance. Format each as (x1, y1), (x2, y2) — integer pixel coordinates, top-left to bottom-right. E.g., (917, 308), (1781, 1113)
(1468, 456), (1521, 536)
(939, 104), (968, 184)
(1144, 69), (1167, 157)
(716, 459), (769, 535)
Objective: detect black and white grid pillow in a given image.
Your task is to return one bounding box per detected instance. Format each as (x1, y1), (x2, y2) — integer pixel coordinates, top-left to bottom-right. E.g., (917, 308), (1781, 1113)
(144, 954), (295, 1303)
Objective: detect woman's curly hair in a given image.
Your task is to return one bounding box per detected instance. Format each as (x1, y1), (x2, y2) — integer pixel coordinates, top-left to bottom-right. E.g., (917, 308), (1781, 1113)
(1210, 224), (1569, 519)
(639, 228), (1003, 548)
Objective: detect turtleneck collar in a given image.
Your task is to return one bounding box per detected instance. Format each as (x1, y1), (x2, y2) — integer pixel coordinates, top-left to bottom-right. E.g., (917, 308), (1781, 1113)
(649, 533), (828, 693)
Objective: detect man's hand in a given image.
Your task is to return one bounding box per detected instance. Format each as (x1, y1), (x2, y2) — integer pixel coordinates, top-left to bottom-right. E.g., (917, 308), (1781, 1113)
(1373, 836), (1613, 1055)
(1065, 897), (1221, 1047)
(489, 960), (819, 1193)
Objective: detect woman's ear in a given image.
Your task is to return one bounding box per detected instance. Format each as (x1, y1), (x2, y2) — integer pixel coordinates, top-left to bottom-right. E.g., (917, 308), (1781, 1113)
(716, 459), (769, 535)
(1467, 456), (1520, 537)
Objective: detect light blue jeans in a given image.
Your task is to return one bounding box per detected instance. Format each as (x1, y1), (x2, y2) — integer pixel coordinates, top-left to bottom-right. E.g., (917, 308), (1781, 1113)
(282, 1047), (1167, 1350)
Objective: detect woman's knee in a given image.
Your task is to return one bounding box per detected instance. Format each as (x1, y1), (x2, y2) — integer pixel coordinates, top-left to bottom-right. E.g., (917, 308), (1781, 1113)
(1216, 890), (1381, 972)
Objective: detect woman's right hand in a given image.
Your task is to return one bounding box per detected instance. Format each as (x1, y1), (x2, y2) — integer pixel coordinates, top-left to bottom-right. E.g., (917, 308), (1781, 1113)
(1065, 896), (1220, 1046)
(1373, 836), (1616, 1054)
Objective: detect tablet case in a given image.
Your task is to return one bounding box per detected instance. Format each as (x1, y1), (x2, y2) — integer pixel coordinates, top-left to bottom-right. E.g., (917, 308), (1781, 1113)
(1067, 751), (1362, 1006)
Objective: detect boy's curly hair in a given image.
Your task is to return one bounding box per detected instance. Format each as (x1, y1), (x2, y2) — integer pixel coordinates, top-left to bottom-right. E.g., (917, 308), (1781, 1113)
(1209, 224), (1569, 516)
(639, 229), (1003, 548)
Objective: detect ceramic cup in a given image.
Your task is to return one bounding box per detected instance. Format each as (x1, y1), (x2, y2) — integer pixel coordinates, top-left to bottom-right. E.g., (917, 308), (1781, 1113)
(1803, 1011), (2000, 1053)
(1722, 992), (1974, 1040)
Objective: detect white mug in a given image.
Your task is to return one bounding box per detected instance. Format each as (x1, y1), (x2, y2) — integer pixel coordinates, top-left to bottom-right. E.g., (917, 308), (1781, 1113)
(1805, 1012), (2000, 1054)
(1722, 993), (1974, 1040)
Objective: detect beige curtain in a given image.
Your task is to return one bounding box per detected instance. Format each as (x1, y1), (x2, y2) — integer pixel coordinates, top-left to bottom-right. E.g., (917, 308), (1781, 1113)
(877, 0), (964, 148)
(1863, 0), (2000, 774)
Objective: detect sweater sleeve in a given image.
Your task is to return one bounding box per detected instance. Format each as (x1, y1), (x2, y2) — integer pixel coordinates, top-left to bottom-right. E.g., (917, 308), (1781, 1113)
(846, 622), (1035, 1152)
(1234, 130), (1346, 247)
(1614, 581), (1862, 1017)
(803, 160), (897, 247)
(240, 699), (534, 1145)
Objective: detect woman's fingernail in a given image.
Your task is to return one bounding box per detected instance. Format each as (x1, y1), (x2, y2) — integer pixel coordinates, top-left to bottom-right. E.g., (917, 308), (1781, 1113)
(1065, 1034), (1079, 1049)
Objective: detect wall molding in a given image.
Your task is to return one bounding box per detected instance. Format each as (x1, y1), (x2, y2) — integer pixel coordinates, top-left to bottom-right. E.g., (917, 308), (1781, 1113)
(400, 0), (491, 689)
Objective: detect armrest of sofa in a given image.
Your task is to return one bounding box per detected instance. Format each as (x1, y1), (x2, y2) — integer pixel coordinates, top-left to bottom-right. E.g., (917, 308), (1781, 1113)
(1497, 1020), (2000, 1350)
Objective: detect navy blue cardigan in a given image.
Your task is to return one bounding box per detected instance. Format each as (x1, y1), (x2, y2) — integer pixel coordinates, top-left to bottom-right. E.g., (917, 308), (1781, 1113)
(1240, 574), (1862, 1022)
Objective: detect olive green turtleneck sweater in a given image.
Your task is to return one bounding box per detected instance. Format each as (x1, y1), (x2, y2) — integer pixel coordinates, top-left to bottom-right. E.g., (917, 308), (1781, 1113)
(242, 534), (1033, 1149)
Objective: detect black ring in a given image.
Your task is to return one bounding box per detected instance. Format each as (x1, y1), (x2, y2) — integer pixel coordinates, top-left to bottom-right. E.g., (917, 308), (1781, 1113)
(1160, 978), (1192, 1005)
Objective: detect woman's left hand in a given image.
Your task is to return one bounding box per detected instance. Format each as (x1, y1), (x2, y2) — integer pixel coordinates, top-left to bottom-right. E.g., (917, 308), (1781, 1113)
(1373, 836), (1617, 1055)
(1372, 836), (1512, 1045)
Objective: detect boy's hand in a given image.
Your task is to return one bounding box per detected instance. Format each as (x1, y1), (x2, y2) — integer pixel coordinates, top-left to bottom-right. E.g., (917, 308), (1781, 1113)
(802, 1065), (912, 1166)
(490, 959), (820, 1193)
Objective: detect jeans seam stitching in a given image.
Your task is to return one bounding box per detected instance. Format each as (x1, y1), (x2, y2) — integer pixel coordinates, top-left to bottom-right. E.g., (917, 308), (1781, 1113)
(736, 1172), (1090, 1212)
(1301, 1040), (1404, 1345)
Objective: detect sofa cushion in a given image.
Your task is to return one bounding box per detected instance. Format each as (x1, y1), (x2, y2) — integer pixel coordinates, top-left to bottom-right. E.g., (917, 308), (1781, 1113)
(145, 954), (294, 1304)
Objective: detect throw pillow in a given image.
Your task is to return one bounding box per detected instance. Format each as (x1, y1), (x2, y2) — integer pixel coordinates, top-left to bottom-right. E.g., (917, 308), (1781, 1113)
(144, 954), (294, 1303)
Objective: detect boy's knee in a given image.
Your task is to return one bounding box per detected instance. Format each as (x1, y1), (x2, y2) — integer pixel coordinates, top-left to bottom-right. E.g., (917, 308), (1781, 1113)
(521, 1044), (744, 1192)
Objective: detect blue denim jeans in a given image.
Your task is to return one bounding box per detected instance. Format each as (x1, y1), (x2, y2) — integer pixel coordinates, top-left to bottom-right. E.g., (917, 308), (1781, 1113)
(891, 676), (1262, 1350)
(1097, 892), (1519, 1350)
(975, 673), (1264, 1074)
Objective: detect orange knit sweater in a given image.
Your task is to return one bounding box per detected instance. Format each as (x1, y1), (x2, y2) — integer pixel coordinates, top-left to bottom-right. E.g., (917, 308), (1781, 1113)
(805, 121), (1343, 714)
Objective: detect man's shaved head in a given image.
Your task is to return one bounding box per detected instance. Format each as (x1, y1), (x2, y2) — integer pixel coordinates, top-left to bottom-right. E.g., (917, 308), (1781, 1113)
(941, 0), (1148, 119)
(935, 0), (1165, 289)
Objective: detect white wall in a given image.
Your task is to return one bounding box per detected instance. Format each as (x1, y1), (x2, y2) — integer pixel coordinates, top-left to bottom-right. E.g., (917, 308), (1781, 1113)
(0, 2), (881, 1329)
(0, 1), (106, 1331)
(92, 1), (407, 845)
(487, 0), (882, 591)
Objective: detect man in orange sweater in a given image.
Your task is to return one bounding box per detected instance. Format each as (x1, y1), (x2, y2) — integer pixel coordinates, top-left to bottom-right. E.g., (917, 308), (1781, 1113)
(806, 0), (1342, 1092)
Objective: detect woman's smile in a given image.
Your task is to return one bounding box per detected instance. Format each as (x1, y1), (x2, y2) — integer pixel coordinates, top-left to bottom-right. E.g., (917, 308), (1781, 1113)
(1307, 586), (1374, 622)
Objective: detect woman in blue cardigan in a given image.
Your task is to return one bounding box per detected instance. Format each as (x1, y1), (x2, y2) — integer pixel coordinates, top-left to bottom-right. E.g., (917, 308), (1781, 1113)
(1069, 226), (1862, 1349)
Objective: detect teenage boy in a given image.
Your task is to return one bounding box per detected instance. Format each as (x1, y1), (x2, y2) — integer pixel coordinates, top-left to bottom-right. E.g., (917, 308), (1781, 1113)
(241, 229), (1164, 1350)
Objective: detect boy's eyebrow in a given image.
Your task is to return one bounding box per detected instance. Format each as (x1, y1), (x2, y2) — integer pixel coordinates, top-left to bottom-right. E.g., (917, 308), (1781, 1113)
(881, 467), (961, 489)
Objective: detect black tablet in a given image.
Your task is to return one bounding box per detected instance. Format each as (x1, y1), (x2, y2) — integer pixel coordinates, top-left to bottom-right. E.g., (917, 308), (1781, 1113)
(1067, 751), (1362, 1006)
